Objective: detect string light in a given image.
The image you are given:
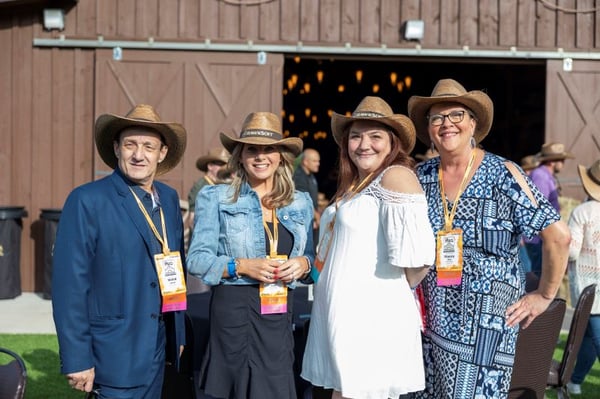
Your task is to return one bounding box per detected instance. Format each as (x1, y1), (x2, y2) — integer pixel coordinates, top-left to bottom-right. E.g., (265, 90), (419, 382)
(311, 115), (317, 123)
(303, 82), (311, 93)
(355, 70), (363, 83)
(316, 70), (324, 83)
(372, 84), (380, 93)
(338, 85), (345, 92)
(305, 108), (311, 117)
(390, 72), (397, 85)
(289, 114), (295, 123)
(405, 76), (412, 89)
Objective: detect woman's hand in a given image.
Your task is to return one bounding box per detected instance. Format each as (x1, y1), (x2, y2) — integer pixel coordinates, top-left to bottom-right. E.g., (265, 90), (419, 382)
(505, 292), (553, 328)
(237, 258), (282, 283)
(277, 256), (310, 283)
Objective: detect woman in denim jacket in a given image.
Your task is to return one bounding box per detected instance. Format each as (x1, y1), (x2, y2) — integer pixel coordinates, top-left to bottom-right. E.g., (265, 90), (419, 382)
(187, 111), (315, 399)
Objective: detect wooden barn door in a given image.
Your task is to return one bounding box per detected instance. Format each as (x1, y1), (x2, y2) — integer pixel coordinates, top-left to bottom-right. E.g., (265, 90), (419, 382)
(94, 49), (283, 198)
(546, 60), (600, 200)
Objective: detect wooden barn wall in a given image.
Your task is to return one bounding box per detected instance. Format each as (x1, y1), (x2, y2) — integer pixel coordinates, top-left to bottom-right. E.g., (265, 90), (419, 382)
(1, 0), (599, 292)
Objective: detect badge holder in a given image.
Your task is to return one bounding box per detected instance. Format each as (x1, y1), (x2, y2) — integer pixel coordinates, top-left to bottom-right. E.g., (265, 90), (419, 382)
(435, 229), (464, 286)
(260, 254), (288, 314)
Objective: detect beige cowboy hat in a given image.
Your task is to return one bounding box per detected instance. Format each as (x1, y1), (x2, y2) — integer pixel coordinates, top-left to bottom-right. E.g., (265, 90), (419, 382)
(219, 112), (303, 156)
(407, 78), (494, 146)
(577, 159), (600, 202)
(95, 104), (187, 175)
(520, 155), (540, 171)
(536, 142), (575, 162)
(331, 96), (416, 153)
(415, 148), (439, 161)
(196, 147), (231, 172)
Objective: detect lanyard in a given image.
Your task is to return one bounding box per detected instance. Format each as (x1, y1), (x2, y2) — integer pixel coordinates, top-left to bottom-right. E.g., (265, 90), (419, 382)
(439, 150), (476, 231)
(263, 208), (279, 257)
(130, 188), (170, 254)
(205, 176), (215, 185)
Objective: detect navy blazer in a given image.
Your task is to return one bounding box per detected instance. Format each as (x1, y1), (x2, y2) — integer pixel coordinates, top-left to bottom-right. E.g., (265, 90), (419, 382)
(52, 170), (186, 387)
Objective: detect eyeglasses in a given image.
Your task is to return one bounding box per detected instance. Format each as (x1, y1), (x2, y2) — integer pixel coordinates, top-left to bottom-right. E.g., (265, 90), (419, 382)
(427, 110), (468, 126)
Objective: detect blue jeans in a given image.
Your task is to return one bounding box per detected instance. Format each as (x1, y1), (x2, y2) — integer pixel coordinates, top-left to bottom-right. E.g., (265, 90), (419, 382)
(571, 315), (600, 384)
(524, 242), (542, 278)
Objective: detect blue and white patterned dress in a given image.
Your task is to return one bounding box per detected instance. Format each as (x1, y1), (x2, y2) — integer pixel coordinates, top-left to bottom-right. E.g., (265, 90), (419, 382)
(414, 152), (560, 399)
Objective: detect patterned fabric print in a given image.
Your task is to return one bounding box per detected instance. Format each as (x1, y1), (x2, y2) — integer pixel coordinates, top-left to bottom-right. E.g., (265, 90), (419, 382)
(412, 152), (560, 399)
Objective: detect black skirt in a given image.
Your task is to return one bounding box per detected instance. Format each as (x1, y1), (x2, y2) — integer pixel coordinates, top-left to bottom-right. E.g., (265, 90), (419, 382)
(200, 284), (296, 399)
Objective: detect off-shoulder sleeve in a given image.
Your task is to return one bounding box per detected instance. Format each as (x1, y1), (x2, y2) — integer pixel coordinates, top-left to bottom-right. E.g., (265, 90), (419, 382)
(380, 193), (436, 268)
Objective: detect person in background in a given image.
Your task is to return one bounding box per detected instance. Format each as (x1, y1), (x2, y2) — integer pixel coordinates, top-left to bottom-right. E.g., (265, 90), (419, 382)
(524, 142), (574, 278)
(188, 147), (231, 218)
(565, 159), (600, 396)
(407, 79), (571, 398)
(52, 104), (187, 398)
(186, 111), (314, 399)
(302, 96), (436, 399)
(518, 154), (540, 274)
(293, 148), (321, 248)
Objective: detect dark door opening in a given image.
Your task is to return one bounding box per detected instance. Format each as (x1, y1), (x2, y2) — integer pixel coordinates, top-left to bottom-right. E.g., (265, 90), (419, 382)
(283, 56), (546, 199)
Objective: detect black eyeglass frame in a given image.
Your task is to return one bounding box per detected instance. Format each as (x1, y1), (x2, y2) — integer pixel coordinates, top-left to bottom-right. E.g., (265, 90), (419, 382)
(427, 110), (473, 126)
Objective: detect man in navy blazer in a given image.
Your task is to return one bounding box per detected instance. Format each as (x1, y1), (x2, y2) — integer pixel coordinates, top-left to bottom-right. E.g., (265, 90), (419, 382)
(52, 104), (187, 398)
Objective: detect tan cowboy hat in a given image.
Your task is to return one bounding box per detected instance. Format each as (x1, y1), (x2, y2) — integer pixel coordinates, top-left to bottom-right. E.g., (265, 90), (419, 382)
(415, 148), (439, 161)
(536, 142), (575, 162)
(219, 112), (303, 156)
(196, 147), (230, 172)
(331, 96), (416, 153)
(95, 104), (187, 175)
(520, 155), (540, 171)
(407, 78), (494, 146)
(577, 160), (600, 202)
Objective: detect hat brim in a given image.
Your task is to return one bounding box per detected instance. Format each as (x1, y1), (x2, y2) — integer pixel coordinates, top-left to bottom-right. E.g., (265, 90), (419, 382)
(537, 153), (575, 162)
(219, 132), (303, 157)
(95, 113), (187, 175)
(331, 113), (416, 153)
(578, 164), (600, 202)
(196, 156), (228, 172)
(408, 91), (493, 146)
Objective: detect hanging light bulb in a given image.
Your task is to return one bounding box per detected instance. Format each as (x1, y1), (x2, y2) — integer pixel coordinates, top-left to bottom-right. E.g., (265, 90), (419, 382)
(284, 130), (290, 137)
(312, 115), (317, 123)
(304, 82), (311, 93)
(316, 70), (324, 83)
(283, 89), (288, 95)
(355, 70), (363, 83)
(305, 108), (311, 117)
(287, 79), (294, 90)
(281, 110), (286, 118)
(390, 72), (397, 86)
(404, 76), (412, 89)
(294, 56), (301, 63)
(372, 84), (380, 93)
(291, 74), (298, 85)
(289, 114), (295, 123)
(327, 109), (333, 117)
(338, 85), (345, 93)
(397, 82), (404, 92)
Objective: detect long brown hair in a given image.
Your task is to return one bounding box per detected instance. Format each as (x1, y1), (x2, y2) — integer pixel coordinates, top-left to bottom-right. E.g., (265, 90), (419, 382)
(333, 121), (415, 201)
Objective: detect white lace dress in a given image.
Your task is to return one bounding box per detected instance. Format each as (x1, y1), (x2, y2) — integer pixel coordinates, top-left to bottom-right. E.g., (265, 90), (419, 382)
(301, 167), (436, 398)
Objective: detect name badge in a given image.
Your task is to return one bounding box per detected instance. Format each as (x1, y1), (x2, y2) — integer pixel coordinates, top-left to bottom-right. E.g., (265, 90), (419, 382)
(154, 251), (187, 312)
(260, 255), (288, 314)
(435, 229), (463, 286)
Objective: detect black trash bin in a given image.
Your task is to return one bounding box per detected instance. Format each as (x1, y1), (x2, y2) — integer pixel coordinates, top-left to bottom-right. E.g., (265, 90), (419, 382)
(40, 208), (61, 300)
(0, 206), (28, 299)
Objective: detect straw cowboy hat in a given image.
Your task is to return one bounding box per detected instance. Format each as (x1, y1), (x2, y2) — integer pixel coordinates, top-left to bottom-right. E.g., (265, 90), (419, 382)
(331, 96), (416, 153)
(520, 155), (540, 171)
(219, 112), (303, 156)
(196, 147), (231, 172)
(407, 78), (494, 146)
(536, 142), (575, 162)
(95, 104), (187, 175)
(415, 148), (439, 161)
(577, 160), (600, 202)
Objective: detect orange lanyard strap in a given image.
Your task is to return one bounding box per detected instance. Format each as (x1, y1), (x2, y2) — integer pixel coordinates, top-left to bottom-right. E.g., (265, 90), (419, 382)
(439, 150), (475, 231)
(130, 188), (170, 254)
(263, 208), (278, 257)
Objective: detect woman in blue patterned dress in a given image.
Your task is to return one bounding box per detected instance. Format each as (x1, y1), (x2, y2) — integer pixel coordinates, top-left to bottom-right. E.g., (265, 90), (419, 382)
(407, 78), (572, 398)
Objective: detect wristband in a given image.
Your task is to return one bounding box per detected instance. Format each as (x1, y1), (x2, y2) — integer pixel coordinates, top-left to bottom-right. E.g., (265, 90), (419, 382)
(227, 258), (239, 280)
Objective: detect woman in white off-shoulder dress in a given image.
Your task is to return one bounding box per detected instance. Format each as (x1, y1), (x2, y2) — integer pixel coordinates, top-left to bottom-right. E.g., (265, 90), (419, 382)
(301, 96), (435, 399)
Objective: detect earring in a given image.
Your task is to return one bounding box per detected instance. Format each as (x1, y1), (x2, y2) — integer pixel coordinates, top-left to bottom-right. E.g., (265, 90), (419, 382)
(470, 136), (476, 149)
(430, 141), (436, 152)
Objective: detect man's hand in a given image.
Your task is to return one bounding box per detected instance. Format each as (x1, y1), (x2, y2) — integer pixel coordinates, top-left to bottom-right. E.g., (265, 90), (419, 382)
(67, 367), (95, 392)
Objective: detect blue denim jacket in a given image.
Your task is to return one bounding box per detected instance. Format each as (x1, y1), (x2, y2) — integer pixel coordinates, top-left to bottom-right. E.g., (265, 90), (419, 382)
(187, 182), (315, 287)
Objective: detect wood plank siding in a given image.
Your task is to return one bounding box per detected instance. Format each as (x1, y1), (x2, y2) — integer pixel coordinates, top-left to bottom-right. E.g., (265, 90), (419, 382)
(1, 0), (600, 292)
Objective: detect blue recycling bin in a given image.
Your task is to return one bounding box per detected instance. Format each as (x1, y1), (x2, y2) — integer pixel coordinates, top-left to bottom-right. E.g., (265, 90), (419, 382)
(0, 206), (28, 299)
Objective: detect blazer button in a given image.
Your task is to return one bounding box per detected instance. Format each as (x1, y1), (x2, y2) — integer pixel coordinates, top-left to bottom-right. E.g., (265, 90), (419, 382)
(150, 282), (157, 288)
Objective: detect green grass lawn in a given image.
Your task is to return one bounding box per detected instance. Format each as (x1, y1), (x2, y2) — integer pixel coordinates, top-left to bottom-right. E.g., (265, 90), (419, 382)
(1, 332), (600, 398)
